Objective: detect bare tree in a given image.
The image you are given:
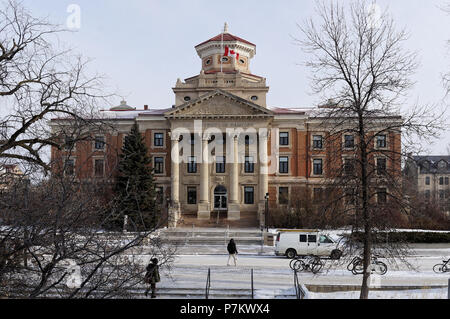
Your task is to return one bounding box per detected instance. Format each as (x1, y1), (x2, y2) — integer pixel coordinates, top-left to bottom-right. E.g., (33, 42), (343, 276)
(442, 2), (450, 96)
(0, 0), (110, 171)
(297, 0), (444, 298)
(0, 1), (176, 299)
(0, 170), (176, 299)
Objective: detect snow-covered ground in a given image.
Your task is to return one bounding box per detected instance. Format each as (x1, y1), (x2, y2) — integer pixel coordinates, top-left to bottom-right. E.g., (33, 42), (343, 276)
(308, 288), (448, 299)
(155, 242), (450, 299)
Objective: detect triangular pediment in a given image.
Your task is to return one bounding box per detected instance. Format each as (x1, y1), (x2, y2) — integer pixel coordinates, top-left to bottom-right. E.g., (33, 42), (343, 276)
(164, 90), (273, 119)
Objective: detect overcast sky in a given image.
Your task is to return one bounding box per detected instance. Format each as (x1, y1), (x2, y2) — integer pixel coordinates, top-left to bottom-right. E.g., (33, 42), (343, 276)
(21, 0), (450, 154)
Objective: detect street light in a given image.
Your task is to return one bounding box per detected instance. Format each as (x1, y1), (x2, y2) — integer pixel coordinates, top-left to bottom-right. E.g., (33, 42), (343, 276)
(265, 193), (269, 232)
(166, 195), (171, 227)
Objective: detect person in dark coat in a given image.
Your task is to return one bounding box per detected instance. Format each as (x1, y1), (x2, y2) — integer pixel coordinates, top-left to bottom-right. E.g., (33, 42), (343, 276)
(227, 239), (238, 266)
(144, 258), (160, 298)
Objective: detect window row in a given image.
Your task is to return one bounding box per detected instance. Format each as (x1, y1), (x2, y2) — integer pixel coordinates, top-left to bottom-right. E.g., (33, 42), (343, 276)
(64, 158), (106, 177)
(425, 176), (450, 186)
(425, 189), (450, 200)
(310, 134), (388, 150)
(186, 186), (257, 205)
(64, 136), (106, 151)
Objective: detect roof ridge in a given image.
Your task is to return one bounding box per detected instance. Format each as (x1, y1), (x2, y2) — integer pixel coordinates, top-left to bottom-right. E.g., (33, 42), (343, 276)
(195, 32), (255, 48)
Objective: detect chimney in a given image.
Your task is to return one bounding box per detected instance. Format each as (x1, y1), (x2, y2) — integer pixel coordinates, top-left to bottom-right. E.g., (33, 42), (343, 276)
(144, 105), (149, 110)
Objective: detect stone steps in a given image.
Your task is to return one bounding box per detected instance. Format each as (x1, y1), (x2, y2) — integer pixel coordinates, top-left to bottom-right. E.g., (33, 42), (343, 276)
(160, 227), (264, 246)
(177, 212), (259, 228)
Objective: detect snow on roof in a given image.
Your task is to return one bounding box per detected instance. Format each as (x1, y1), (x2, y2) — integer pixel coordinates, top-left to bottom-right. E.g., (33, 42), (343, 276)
(269, 107), (315, 115)
(99, 108), (170, 120)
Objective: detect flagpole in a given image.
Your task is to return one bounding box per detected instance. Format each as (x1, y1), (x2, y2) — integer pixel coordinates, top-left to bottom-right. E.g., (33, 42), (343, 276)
(220, 23), (224, 73)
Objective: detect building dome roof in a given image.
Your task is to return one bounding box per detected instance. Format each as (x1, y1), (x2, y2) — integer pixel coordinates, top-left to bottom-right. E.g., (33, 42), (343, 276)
(110, 100), (135, 111)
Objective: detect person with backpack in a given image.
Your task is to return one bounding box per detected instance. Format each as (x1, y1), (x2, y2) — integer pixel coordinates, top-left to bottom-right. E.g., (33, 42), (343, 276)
(144, 258), (160, 298)
(227, 239), (238, 266)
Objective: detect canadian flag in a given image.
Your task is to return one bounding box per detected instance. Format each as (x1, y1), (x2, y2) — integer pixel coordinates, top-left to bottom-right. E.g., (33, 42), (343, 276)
(224, 46), (239, 60)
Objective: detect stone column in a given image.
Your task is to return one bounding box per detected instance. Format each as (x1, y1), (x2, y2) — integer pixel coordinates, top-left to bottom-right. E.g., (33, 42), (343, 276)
(198, 134), (211, 219)
(228, 133), (240, 220)
(258, 129), (270, 227)
(168, 132), (180, 228)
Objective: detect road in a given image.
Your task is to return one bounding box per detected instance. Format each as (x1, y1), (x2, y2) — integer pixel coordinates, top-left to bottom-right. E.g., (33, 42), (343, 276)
(156, 243), (450, 297)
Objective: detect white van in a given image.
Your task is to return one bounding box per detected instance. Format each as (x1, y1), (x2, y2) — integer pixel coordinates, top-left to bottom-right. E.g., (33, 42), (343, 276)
(274, 229), (342, 259)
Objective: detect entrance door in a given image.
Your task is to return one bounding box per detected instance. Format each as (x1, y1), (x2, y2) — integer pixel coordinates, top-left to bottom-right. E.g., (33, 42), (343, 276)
(214, 185), (228, 211)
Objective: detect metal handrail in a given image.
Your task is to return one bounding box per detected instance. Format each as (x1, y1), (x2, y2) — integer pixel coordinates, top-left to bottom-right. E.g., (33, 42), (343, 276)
(294, 269), (308, 299)
(205, 268), (211, 299)
(251, 269), (254, 299)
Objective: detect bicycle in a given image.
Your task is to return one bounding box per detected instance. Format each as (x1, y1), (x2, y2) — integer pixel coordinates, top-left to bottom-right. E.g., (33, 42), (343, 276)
(347, 255), (387, 275)
(291, 255), (324, 274)
(433, 258), (449, 273)
(347, 256), (362, 273)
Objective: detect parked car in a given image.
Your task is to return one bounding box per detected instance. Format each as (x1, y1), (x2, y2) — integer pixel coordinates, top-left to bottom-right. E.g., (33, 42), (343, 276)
(274, 229), (342, 259)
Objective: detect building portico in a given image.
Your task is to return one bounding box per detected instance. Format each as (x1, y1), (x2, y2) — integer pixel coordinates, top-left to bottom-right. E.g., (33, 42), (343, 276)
(165, 95), (273, 225)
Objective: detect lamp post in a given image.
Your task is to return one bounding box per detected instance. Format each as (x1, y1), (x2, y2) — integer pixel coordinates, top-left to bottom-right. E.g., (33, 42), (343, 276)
(166, 195), (171, 227)
(265, 193), (269, 232)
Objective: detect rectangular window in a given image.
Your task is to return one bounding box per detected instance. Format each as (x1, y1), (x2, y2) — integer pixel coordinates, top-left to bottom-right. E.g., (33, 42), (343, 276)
(377, 188), (387, 204)
(244, 186), (254, 204)
(187, 156), (197, 173)
(439, 190), (445, 200)
(376, 135), (387, 148)
(64, 136), (75, 150)
(313, 159), (323, 175)
(216, 156), (226, 173)
(187, 187), (197, 205)
(155, 187), (163, 204)
(345, 188), (356, 205)
(154, 133), (164, 147)
(439, 177), (444, 185)
(313, 135), (323, 149)
(189, 133), (196, 145)
(425, 176), (430, 185)
(280, 132), (289, 146)
(65, 159), (75, 176)
(425, 190), (430, 200)
(245, 135), (255, 145)
(244, 156), (255, 173)
(299, 234), (307, 243)
(279, 156), (289, 174)
(94, 159), (104, 177)
(445, 177), (449, 185)
(154, 157), (164, 174)
(343, 159), (354, 175)
(308, 235), (317, 243)
(313, 188), (323, 202)
(377, 158), (387, 175)
(279, 187), (289, 205)
(94, 136), (105, 150)
(344, 135), (355, 149)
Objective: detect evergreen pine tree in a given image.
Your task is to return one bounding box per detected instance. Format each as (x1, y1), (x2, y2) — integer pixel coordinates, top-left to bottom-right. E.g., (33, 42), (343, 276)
(113, 123), (159, 231)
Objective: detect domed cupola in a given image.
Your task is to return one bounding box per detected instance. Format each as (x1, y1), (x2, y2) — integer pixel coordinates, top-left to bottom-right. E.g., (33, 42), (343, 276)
(110, 100), (135, 111)
(195, 23), (256, 74)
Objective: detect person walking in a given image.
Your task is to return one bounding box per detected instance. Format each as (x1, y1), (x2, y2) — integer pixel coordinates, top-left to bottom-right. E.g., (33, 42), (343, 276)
(227, 239), (238, 266)
(144, 258), (160, 298)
